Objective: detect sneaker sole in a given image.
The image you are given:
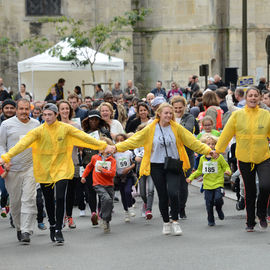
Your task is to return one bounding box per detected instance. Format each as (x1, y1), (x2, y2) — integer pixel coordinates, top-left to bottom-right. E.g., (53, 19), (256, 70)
(55, 241), (64, 246)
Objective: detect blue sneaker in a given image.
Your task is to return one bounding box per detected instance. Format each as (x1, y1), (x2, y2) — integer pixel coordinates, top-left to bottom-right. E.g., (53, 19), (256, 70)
(38, 222), (47, 230)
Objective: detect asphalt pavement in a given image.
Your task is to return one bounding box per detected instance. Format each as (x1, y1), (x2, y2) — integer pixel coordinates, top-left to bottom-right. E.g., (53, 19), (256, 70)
(0, 185), (269, 270)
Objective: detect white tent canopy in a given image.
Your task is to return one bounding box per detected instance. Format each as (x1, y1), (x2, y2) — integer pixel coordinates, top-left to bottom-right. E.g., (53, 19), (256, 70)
(17, 40), (124, 100)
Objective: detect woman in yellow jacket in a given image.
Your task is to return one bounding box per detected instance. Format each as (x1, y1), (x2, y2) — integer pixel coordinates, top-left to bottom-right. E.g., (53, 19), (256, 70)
(110, 103), (213, 236)
(215, 87), (270, 232)
(0, 103), (113, 245)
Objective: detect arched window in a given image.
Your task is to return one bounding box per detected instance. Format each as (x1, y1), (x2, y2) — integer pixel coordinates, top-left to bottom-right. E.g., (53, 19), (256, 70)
(26, 0), (61, 16)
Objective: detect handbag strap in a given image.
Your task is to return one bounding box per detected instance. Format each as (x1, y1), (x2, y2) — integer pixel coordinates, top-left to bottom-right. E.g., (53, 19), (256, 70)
(158, 123), (169, 157)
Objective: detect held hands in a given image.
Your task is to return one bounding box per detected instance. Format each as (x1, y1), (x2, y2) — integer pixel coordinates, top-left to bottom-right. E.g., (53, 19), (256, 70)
(225, 170), (231, 176)
(186, 178), (191, 184)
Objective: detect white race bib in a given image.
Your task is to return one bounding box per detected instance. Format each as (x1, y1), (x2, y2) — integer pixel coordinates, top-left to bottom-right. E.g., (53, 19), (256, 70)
(72, 117), (81, 127)
(95, 160), (111, 172)
(203, 161), (218, 174)
(117, 157), (129, 169)
(89, 130), (100, 140)
(79, 166), (84, 177)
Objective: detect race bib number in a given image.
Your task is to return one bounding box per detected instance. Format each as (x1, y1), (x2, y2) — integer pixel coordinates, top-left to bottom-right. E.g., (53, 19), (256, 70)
(117, 157), (129, 169)
(203, 161), (218, 174)
(89, 130), (100, 140)
(95, 161), (111, 172)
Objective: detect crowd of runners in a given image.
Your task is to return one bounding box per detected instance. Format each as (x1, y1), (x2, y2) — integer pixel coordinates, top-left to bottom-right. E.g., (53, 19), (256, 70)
(0, 75), (270, 245)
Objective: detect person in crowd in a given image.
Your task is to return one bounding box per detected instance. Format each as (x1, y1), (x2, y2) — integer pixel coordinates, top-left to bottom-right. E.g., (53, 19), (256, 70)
(93, 84), (104, 100)
(167, 82), (183, 100)
(57, 100), (80, 229)
(262, 91), (270, 108)
(198, 91), (223, 131)
(98, 102), (124, 140)
(14, 84), (32, 101)
(45, 87), (59, 102)
(0, 103), (114, 244)
(124, 80), (139, 99)
(81, 110), (112, 225)
(81, 137), (116, 233)
(31, 106), (42, 122)
(112, 81), (123, 100)
(150, 96), (166, 116)
(0, 78), (10, 101)
(207, 77), (218, 91)
(74, 86), (82, 99)
(214, 74), (225, 88)
(114, 134), (136, 222)
(257, 77), (267, 92)
(125, 97), (142, 131)
(215, 87), (270, 231)
(108, 103), (215, 236)
(187, 136), (231, 226)
(171, 96), (198, 219)
(151, 80), (167, 100)
(197, 116), (220, 140)
(215, 87), (228, 113)
(125, 102), (150, 133)
(0, 99), (40, 244)
(84, 96), (93, 110)
(47, 78), (65, 100)
(226, 88), (246, 112)
(190, 75), (200, 94)
(0, 99), (16, 125)
(67, 93), (88, 122)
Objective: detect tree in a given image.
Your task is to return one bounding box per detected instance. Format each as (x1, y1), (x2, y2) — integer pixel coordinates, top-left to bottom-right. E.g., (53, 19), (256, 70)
(41, 8), (151, 81)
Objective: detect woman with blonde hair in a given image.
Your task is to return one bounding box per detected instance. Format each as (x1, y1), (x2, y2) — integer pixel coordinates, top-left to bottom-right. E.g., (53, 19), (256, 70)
(108, 103), (214, 236)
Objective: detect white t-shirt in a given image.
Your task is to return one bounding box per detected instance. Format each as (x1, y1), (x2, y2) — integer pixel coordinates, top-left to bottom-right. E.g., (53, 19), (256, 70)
(110, 119), (124, 135)
(150, 124), (179, 163)
(114, 150), (133, 174)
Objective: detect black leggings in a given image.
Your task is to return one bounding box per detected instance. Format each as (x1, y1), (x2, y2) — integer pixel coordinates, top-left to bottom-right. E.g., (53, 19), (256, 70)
(150, 163), (181, 222)
(66, 177), (79, 217)
(41, 180), (68, 230)
(239, 158), (270, 227)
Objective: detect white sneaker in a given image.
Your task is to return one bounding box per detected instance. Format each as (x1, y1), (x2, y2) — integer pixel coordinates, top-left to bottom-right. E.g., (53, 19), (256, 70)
(80, 210), (86, 217)
(162, 222), (171, 235)
(129, 209), (136, 217)
(141, 204), (146, 218)
(171, 221), (182, 236)
(103, 220), (110, 233)
(124, 211), (130, 222)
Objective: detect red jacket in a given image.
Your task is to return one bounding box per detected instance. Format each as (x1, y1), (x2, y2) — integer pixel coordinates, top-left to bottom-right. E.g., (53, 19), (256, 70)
(82, 154), (116, 186)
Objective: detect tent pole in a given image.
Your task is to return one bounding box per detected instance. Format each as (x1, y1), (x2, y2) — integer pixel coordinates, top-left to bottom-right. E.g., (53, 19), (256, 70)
(18, 68), (21, 93)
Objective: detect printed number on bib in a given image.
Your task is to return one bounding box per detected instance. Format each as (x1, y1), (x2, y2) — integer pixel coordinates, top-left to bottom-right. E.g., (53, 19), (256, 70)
(89, 130), (100, 140)
(95, 160), (111, 172)
(117, 157), (129, 169)
(203, 161), (218, 174)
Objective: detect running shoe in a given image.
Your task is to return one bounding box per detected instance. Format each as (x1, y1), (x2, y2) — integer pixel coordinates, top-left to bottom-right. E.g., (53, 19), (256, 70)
(145, 210), (152, 220)
(55, 230), (64, 245)
(245, 226), (254, 232)
(21, 232), (31, 244)
(91, 212), (98, 226)
(179, 208), (187, 219)
(124, 211), (130, 222)
(10, 215), (15, 228)
(162, 222), (171, 235)
(259, 218), (268, 229)
(129, 209), (136, 217)
(80, 210), (86, 217)
(38, 222), (47, 230)
(1, 208), (7, 218)
(50, 226), (56, 242)
(171, 221), (182, 236)
(17, 230), (22, 242)
(68, 217), (76, 229)
(103, 220), (110, 233)
(217, 209), (225, 220)
(208, 221), (216, 227)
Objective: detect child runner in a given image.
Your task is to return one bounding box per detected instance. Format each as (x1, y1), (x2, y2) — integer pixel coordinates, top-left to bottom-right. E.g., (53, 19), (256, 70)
(114, 134), (136, 222)
(0, 164), (10, 217)
(197, 116), (220, 140)
(81, 137), (116, 233)
(186, 136), (231, 226)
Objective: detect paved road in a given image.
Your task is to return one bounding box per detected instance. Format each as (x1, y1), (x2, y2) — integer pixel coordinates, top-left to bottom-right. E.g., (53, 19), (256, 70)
(0, 186), (269, 270)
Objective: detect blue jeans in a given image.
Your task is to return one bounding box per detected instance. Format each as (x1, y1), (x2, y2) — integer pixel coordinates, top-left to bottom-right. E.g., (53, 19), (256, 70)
(204, 187), (224, 223)
(119, 175), (134, 211)
(0, 176), (8, 208)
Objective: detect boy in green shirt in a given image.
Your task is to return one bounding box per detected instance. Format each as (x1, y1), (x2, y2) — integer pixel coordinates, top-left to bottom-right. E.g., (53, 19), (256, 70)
(187, 136), (231, 226)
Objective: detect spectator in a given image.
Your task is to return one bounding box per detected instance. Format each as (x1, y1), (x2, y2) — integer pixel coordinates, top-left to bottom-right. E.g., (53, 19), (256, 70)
(0, 99), (16, 126)
(226, 88), (246, 112)
(257, 77), (267, 92)
(214, 74), (225, 88)
(215, 88), (228, 113)
(93, 84), (104, 100)
(74, 86), (82, 99)
(124, 80), (139, 99)
(207, 77), (218, 91)
(167, 82), (183, 100)
(0, 78), (10, 101)
(45, 87), (59, 102)
(112, 81), (123, 100)
(67, 94), (88, 122)
(84, 96), (92, 110)
(151, 80), (167, 99)
(47, 78), (65, 100)
(262, 91), (270, 108)
(14, 84), (32, 101)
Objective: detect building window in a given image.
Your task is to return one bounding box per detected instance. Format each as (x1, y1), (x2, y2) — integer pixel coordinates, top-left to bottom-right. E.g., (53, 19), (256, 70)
(26, 0), (61, 16)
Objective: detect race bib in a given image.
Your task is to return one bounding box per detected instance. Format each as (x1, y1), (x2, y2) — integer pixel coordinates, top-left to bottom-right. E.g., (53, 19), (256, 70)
(117, 157), (129, 169)
(202, 161), (218, 174)
(89, 130), (100, 140)
(95, 160), (111, 172)
(72, 117), (81, 127)
(79, 166), (84, 177)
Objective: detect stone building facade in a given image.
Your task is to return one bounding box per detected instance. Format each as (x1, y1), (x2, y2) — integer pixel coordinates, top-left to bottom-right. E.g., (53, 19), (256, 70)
(1, 0), (270, 98)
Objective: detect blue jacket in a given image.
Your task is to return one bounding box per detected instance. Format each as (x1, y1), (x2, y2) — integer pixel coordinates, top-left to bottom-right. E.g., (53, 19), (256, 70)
(151, 88), (167, 100)
(75, 107), (88, 122)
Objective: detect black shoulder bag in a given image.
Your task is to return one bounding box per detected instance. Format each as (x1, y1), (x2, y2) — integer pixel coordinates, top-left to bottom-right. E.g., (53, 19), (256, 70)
(158, 123), (183, 174)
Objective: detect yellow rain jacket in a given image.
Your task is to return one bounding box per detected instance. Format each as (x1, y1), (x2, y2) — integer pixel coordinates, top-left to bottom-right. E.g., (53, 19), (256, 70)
(116, 119), (211, 179)
(1, 120), (107, 184)
(216, 106), (270, 164)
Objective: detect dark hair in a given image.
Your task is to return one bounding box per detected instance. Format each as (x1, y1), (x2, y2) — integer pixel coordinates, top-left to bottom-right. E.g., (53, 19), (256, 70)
(33, 106), (42, 113)
(58, 78), (65, 84)
(74, 86), (81, 95)
(215, 88), (228, 100)
(57, 100), (74, 120)
(81, 115), (110, 133)
(136, 102), (150, 119)
(85, 96), (92, 100)
(202, 91), (219, 107)
(192, 75), (198, 80)
(115, 133), (127, 141)
(157, 80), (162, 85)
(67, 93), (79, 101)
(21, 83), (26, 88)
(263, 91), (270, 98)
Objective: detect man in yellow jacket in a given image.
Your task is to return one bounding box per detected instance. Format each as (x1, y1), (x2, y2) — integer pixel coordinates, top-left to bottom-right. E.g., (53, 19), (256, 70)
(0, 103), (114, 245)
